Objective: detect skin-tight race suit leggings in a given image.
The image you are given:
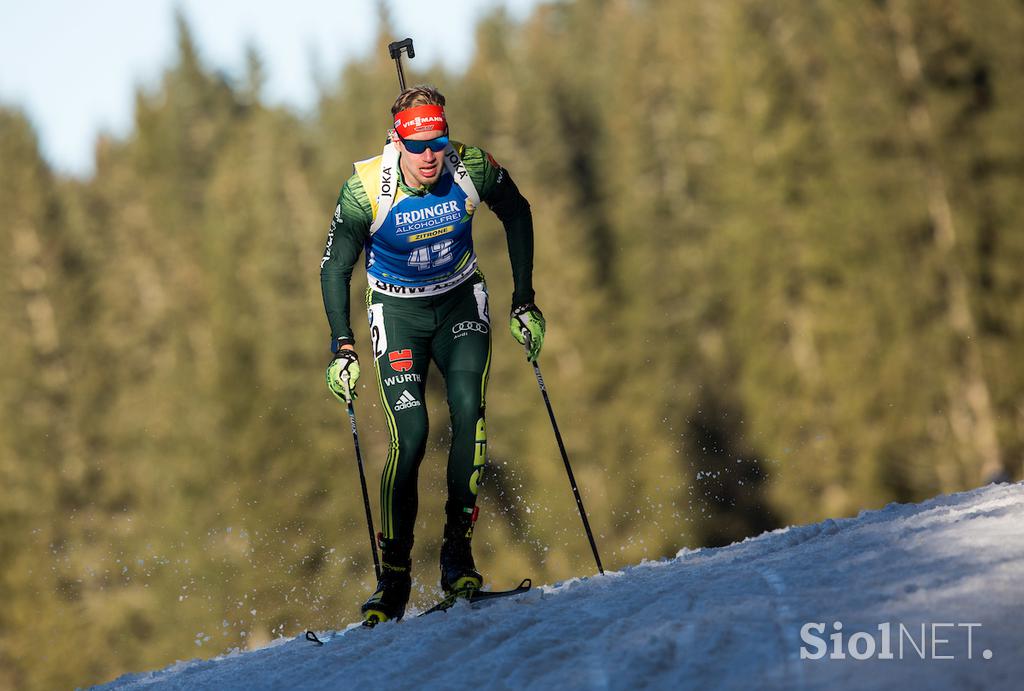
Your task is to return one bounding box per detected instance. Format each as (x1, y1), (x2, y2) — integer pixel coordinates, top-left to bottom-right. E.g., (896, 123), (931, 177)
(366, 273), (491, 553)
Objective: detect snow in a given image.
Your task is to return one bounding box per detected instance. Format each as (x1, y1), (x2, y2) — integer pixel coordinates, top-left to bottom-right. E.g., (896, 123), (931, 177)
(92, 482), (1024, 690)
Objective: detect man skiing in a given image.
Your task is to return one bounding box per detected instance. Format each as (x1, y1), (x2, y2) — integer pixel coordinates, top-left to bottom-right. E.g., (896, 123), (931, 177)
(320, 85), (545, 625)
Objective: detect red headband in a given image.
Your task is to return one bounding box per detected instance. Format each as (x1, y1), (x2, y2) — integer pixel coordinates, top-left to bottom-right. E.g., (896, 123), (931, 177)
(393, 104), (447, 138)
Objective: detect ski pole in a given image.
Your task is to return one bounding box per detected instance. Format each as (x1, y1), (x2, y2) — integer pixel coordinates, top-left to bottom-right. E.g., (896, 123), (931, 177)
(388, 38), (415, 92)
(342, 373), (381, 581)
(521, 332), (604, 575)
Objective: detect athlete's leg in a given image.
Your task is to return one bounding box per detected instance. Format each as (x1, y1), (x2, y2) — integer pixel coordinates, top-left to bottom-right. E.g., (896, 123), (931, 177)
(367, 291), (433, 555)
(432, 278), (492, 532)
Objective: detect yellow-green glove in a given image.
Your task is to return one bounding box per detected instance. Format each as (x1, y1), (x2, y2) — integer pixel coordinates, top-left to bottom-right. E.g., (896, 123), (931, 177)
(326, 349), (360, 402)
(510, 302), (545, 362)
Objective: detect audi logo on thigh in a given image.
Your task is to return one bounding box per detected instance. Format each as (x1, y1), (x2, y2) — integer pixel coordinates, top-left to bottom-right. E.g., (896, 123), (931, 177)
(452, 320), (489, 334)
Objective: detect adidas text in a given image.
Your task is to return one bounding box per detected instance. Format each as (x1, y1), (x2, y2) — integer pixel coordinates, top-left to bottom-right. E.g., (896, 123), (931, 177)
(395, 390), (422, 411)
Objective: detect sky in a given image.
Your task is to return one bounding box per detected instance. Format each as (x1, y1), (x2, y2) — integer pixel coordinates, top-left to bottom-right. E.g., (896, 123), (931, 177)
(0, 0), (543, 177)
(93, 481), (1024, 689)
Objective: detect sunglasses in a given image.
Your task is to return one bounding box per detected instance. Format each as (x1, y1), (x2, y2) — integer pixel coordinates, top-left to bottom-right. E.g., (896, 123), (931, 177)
(400, 134), (449, 154)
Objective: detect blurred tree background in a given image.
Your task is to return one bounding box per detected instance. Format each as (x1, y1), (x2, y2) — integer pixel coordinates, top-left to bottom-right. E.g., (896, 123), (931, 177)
(2, 0), (1023, 687)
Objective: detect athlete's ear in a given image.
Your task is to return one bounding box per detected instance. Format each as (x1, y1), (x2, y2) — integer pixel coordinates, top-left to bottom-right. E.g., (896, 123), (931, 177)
(388, 128), (401, 146)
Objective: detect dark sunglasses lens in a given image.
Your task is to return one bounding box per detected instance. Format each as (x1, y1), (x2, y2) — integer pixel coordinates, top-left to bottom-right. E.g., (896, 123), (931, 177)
(404, 136), (448, 154)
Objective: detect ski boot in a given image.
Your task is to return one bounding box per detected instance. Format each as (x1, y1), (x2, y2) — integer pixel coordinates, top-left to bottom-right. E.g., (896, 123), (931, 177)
(440, 503), (483, 597)
(361, 540), (412, 626)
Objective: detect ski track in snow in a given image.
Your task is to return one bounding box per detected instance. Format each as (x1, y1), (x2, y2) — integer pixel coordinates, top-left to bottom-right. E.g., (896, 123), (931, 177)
(91, 483), (1024, 690)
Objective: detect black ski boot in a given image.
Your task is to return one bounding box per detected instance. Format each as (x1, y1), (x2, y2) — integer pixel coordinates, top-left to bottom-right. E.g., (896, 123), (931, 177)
(439, 503), (483, 596)
(362, 541), (412, 626)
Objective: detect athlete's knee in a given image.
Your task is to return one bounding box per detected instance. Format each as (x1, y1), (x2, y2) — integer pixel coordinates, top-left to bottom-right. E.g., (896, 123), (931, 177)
(445, 371), (485, 424)
(392, 430), (425, 466)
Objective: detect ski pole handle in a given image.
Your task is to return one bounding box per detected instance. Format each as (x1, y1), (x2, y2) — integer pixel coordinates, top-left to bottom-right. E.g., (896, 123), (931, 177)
(341, 371), (351, 402)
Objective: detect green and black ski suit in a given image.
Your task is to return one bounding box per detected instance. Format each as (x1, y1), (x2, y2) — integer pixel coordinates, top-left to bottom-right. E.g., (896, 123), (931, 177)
(320, 141), (535, 554)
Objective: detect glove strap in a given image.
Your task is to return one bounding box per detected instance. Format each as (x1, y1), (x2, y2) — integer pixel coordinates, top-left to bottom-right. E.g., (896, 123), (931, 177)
(331, 336), (355, 354)
(511, 302), (541, 319)
(333, 349), (359, 364)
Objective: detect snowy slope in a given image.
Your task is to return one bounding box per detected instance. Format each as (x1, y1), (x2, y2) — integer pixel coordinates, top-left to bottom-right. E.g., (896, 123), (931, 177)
(93, 482), (1024, 690)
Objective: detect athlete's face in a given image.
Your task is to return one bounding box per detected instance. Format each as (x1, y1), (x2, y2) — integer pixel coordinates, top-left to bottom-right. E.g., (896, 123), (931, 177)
(397, 130), (445, 188)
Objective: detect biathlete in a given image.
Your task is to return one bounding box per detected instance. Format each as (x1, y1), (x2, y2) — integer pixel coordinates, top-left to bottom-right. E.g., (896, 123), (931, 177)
(320, 85), (545, 624)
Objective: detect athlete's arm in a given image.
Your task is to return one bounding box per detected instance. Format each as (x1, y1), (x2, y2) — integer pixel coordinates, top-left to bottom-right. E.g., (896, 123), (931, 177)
(463, 146), (535, 307)
(320, 174), (372, 349)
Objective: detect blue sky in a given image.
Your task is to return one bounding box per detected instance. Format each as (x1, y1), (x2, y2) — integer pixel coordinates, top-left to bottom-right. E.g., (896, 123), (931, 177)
(0, 0), (542, 177)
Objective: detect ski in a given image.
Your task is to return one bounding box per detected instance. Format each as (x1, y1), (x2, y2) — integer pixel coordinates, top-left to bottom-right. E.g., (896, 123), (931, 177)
(306, 578), (533, 638)
(419, 578), (532, 617)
